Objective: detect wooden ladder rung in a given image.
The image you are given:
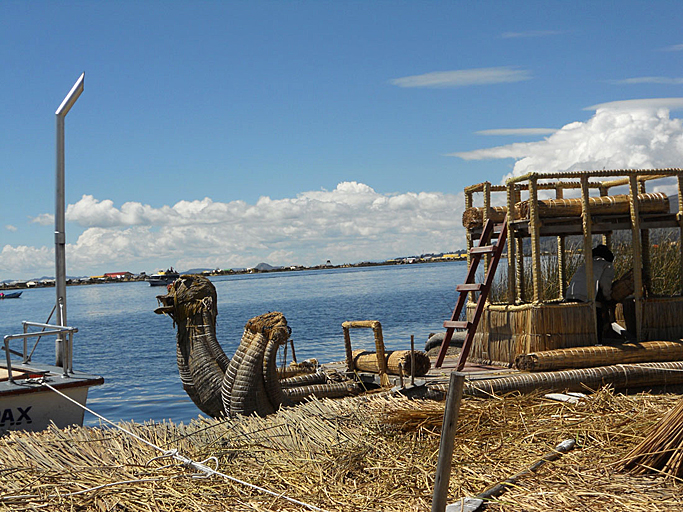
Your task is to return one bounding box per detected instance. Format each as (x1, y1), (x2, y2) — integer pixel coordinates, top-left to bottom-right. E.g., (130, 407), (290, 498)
(470, 245), (497, 255)
(444, 320), (470, 330)
(456, 283), (482, 292)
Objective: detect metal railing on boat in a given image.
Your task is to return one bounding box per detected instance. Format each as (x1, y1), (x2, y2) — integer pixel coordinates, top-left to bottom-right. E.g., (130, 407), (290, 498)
(2, 322), (77, 382)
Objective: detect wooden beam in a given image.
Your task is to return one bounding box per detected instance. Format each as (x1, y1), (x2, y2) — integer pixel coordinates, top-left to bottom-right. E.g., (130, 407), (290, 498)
(629, 175), (643, 341)
(529, 176), (542, 303)
(580, 175), (598, 343)
(506, 183), (517, 303)
(556, 186), (566, 300)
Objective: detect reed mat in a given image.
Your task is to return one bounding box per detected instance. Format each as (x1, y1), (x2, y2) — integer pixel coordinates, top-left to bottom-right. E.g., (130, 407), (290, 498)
(1, 389), (683, 511)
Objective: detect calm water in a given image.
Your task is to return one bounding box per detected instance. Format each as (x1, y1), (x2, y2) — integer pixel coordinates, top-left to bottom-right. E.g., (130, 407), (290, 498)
(0, 262), (467, 425)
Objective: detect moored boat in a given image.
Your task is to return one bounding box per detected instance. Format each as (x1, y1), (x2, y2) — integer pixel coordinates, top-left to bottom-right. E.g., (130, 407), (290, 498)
(148, 268), (180, 286)
(0, 73), (103, 433)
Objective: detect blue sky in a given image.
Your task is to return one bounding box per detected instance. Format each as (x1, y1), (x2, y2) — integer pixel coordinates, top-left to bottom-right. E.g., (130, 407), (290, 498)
(2, 1), (683, 279)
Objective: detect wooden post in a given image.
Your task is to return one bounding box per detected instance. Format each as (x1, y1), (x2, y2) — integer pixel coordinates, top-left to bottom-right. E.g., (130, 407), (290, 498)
(528, 176), (542, 303)
(638, 180), (651, 295)
(506, 183), (517, 303)
(515, 187), (525, 303)
(629, 174), (643, 341)
(599, 185), (612, 248)
(431, 372), (466, 512)
(580, 175), (598, 343)
(483, 182), (492, 276)
(556, 185), (566, 299)
(465, 191), (475, 304)
(678, 175), (683, 295)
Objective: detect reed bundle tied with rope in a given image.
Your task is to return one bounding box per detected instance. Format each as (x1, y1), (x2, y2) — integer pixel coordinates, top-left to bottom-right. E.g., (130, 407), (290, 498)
(351, 349), (431, 376)
(429, 361), (683, 397)
(462, 192), (669, 228)
(515, 340), (683, 372)
(516, 192), (669, 219)
(462, 205), (513, 229)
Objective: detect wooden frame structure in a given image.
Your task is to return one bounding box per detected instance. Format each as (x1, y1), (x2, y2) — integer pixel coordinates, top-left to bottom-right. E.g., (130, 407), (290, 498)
(461, 168), (683, 364)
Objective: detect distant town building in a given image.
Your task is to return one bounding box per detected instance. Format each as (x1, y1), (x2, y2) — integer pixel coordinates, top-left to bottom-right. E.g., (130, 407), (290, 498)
(104, 272), (133, 279)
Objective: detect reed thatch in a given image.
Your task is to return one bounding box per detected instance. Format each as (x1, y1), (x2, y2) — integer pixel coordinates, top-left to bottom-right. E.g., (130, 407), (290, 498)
(515, 340), (683, 372)
(639, 297), (683, 341)
(351, 349), (431, 376)
(619, 397), (683, 478)
(468, 302), (597, 364)
(516, 192), (669, 219)
(2, 389), (683, 510)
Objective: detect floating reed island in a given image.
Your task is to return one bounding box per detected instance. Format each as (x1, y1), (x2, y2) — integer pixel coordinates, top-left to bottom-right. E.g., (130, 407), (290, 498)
(9, 169), (683, 510)
(3, 389), (683, 511)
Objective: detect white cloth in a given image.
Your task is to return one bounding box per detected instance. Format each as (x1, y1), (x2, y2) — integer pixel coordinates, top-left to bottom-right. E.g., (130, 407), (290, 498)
(565, 256), (614, 304)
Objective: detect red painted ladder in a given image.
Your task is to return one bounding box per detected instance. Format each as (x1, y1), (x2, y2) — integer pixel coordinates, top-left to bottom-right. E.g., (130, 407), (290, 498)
(435, 216), (508, 370)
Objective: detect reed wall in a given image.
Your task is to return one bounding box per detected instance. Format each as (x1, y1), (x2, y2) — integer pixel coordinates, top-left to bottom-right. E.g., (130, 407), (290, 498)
(617, 297), (683, 341)
(467, 302), (597, 364)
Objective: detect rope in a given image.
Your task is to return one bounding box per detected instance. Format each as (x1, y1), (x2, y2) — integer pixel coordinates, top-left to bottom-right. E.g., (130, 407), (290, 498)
(41, 382), (328, 512)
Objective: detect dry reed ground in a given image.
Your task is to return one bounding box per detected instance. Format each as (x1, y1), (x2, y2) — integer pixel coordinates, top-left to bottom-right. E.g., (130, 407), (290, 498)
(1, 388), (683, 511)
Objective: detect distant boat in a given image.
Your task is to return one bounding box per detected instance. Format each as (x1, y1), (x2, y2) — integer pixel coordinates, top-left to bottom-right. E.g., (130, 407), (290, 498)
(0, 292), (22, 299)
(148, 269), (180, 287)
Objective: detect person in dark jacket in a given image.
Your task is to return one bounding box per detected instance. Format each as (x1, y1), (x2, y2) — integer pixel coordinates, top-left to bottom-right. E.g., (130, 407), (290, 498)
(565, 244), (615, 343)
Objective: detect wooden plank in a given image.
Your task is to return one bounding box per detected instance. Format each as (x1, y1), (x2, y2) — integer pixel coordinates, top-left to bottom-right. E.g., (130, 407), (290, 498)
(455, 283), (482, 292)
(470, 246), (496, 255)
(443, 321), (470, 329)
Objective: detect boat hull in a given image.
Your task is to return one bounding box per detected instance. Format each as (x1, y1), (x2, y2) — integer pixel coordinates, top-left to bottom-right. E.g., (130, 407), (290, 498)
(148, 278), (174, 287)
(0, 364), (104, 433)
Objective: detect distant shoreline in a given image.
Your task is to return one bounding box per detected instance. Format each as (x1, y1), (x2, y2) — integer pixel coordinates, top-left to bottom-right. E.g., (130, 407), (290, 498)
(0, 256), (467, 291)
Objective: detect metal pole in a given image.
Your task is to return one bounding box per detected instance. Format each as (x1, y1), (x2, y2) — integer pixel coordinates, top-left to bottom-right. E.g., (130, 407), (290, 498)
(432, 372), (466, 512)
(54, 72), (84, 366)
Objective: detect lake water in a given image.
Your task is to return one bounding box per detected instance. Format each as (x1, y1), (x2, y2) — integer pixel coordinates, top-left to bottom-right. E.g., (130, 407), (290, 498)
(0, 262), (467, 425)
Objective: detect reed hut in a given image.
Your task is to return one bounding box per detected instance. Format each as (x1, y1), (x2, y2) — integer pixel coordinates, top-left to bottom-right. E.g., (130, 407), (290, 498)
(460, 169), (683, 365)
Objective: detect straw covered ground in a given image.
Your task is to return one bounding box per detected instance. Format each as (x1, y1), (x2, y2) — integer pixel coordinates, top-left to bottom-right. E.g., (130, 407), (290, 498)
(1, 388), (683, 511)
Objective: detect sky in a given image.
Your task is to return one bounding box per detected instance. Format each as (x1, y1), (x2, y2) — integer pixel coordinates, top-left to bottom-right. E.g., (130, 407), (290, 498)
(2, 0), (683, 280)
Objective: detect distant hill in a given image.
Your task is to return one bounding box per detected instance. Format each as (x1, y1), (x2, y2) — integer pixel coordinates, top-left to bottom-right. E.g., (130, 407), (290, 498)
(182, 268), (214, 274)
(254, 262), (278, 271)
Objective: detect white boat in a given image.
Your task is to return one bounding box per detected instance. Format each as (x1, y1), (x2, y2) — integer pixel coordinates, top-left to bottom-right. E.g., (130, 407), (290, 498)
(148, 269), (180, 287)
(0, 73), (104, 433)
(1, 323), (103, 432)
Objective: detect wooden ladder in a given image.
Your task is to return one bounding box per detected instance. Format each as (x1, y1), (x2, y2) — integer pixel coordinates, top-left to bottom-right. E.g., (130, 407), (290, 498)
(435, 216), (508, 370)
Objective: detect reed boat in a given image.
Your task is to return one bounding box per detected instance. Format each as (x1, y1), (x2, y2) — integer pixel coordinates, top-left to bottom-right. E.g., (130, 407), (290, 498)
(0, 73), (104, 434)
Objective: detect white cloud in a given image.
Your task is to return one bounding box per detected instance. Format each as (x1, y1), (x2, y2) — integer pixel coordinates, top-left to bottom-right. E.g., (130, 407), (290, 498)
(501, 30), (563, 39)
(6, 182), (465, 279)
(476, 128), (557, 136)
(449, 98), (683, 184)
(390, 67), (531, 88)
(0, 245), (53, 276)
(610, 77), (683, 85)
(4, 225), (17, 232)
(585, 98), (683, 112)
(660, 43), (683, 52)
(30, 213), (54, 226)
